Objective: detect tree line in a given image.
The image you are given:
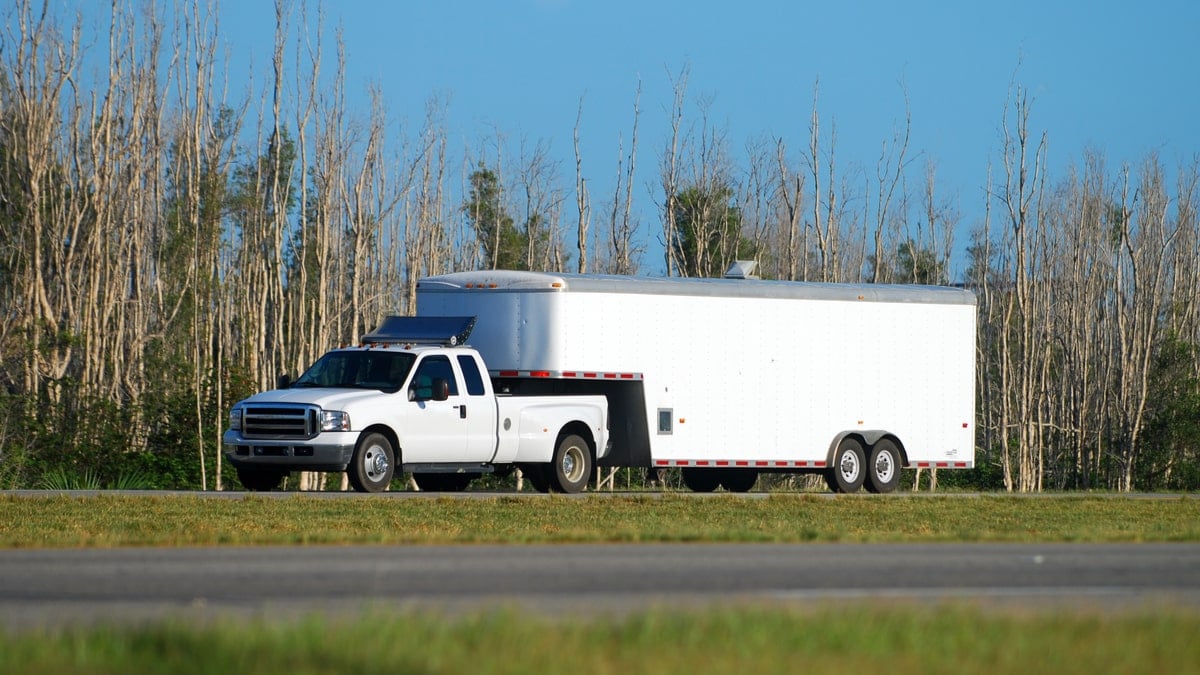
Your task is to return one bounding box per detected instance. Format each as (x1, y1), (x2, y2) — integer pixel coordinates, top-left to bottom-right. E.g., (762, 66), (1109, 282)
(1, 0), (1197, 491)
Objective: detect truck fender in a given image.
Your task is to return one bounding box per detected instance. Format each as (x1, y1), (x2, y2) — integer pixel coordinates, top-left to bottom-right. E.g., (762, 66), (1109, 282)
(512, 404), (606, 465)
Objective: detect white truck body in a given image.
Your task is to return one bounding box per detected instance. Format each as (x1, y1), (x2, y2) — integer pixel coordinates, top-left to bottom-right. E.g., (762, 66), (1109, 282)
(223, 321), (608, 493)
(416, 270), (976, 492)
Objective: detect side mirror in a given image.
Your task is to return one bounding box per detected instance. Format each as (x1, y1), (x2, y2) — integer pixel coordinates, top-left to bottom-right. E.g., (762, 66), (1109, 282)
(276, 374), (291, 389)
(432, 378), (450, 402)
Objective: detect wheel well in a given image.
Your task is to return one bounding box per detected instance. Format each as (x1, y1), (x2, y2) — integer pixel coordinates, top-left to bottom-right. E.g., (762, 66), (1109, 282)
(558, 421), (596, 456)
(825, 431), (908, 466)
(361, 424), (401, 463)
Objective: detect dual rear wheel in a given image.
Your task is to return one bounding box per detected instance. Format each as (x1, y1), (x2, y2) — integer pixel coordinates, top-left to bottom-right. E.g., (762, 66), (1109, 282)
(522, 433), (595, 494)
(825, 436), (902, 494)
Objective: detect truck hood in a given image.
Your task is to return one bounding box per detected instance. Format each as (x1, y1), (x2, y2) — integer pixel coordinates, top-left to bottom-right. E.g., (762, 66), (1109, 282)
(238, 387), (395, 410)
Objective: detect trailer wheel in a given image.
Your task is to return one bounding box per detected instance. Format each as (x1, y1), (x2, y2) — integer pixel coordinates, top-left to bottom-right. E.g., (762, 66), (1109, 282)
(825, 437), (866, 493)
(719, 469), (758, 493)
(866, 439), (901, 494)
(549, 433), (592, 493)
(680, 468), (720, 493)
(236, 467), (286, 492)
(347, 432), (395, 493)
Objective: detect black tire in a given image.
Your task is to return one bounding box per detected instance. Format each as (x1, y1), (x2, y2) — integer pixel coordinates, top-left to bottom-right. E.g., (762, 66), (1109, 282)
(680, 467), (720, 493)
(347, 432), (395, 493)
(825, 437), (866, 493)
(866, 438), (902, 494)
(413, 472), (474, 492)
(549, 433), (592, 493)
(719, 469), (758, 493)
(236, 466), (286, 491)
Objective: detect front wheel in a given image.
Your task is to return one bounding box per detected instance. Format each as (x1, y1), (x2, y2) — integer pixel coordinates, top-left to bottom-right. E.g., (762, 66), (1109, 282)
(549, 433), (592, 493)
(348, 432), (395, 493)
(825, 437), (866, 494)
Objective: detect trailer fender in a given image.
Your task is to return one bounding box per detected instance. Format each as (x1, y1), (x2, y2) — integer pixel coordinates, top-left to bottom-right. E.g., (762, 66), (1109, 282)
(825, 430), (908, 466)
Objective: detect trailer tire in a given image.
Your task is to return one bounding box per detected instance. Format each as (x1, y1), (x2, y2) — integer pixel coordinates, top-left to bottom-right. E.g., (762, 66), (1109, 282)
(719, 469), (758, 493)
(549, 433), (592, 493)
(236, 467), (286, 492)
(825, 437), (866, 493)
(680, 467), (720, 493)
(347, 432), (395, 493)
(866, 438), (901, 494)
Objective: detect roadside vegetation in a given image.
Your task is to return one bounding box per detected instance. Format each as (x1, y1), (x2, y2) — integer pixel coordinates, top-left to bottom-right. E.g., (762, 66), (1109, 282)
(2, 493), (1197, 548)
(4, 0), (1200, 497)
(2, 493), (1196, 672)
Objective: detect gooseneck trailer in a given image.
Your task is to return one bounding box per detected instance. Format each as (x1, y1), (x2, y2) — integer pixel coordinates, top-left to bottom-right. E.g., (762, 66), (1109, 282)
(415, 270), (976, 493)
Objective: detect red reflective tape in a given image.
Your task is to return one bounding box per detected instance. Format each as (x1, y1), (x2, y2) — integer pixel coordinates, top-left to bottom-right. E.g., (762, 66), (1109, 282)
(562, 371), (576, 377)
(715, 460), (730, 466)
(530, 371), (551, 378)
(621, 373), (635, 379)
(499, 370), (518, 377)
(584, 372), (598, 378)
(735, 460), (749, 466)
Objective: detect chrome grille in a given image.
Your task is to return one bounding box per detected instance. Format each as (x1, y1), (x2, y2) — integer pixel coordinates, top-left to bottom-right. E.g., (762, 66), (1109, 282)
(242, 405), (317, 439)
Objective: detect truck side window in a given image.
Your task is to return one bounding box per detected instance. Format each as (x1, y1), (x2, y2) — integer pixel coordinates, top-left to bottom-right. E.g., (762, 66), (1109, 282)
(410, 355), (459, 398)
(456, 355), (487, 396)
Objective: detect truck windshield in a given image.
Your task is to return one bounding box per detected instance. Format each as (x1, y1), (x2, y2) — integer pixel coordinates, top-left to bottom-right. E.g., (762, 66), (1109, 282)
(291, 351), (416, 392)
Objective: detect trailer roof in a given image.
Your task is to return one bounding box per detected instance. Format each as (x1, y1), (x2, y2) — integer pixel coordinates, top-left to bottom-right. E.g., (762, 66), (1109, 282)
(418, 270), (976, 306)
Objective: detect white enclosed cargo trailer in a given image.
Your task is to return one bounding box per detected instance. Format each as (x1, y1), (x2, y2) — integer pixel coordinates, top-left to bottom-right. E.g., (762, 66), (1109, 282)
(416, 270), (976, 493)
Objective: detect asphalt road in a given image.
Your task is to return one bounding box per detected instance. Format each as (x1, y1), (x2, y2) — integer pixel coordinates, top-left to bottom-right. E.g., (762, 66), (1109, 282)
(2, 542), (1198, 629)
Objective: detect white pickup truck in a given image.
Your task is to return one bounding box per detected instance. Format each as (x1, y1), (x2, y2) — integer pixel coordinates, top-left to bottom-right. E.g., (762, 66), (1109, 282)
(222, 316), (609, 493)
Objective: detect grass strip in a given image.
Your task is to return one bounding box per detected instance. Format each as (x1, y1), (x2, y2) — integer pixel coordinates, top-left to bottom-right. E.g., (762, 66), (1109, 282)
(1, 493), (1197, 548)
(0, 605), (1196, 675)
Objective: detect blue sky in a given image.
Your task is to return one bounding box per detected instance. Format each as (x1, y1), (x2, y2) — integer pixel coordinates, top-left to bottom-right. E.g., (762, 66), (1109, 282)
(216, 0), (1199, 276)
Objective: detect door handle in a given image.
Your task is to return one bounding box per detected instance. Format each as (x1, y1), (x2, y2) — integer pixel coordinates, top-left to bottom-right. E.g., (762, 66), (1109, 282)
(454, 404), (466, 419)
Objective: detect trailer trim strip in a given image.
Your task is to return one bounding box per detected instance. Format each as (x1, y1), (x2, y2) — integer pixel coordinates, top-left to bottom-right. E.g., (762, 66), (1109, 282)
(654, 459), (829, 469)
(493, 370), (644, 380)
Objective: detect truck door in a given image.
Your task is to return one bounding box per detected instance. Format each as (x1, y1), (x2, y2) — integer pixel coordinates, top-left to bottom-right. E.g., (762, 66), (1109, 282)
(403, 355), (468, 462)
(402, 354), (495, 463)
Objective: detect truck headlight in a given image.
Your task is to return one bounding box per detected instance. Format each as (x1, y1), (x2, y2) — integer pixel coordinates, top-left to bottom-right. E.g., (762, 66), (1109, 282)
(320, 410), (350, 431)
(229, 406), (243, 431)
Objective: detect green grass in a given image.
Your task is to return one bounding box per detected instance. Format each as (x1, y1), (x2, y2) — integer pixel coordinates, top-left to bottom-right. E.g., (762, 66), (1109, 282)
(1, 605), (1197, 675)
(2, 494), (1198, 673)
(1, 493), (1197, 548)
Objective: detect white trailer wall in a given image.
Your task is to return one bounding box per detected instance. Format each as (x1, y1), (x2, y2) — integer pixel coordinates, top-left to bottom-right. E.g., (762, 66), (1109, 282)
(416, 271), (976, 470)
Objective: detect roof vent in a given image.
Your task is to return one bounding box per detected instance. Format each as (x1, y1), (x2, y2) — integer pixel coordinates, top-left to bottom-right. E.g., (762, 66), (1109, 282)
(724, 260), (759, 280)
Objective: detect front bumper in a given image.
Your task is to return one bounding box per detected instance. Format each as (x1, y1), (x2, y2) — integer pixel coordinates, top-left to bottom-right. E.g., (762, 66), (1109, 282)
(223, 430), (357, 472)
